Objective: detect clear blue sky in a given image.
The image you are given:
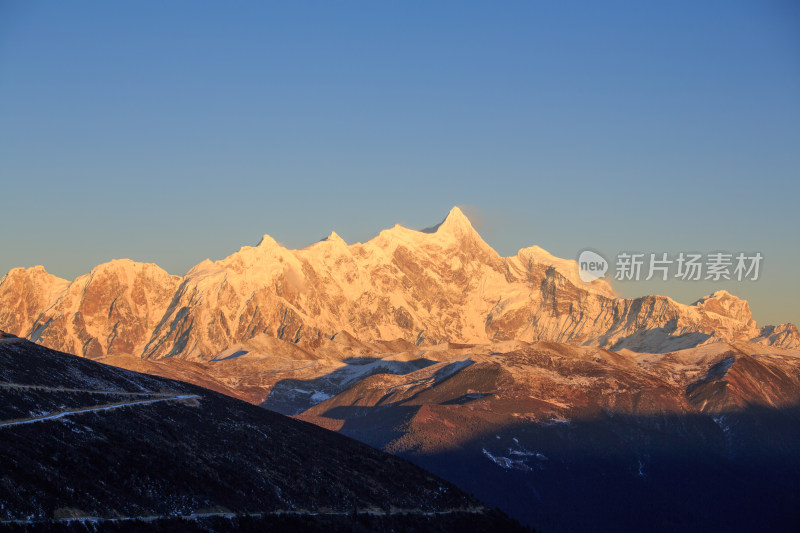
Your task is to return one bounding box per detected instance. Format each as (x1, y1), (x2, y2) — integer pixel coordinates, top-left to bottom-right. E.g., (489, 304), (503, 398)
(1, 1), (798, 326)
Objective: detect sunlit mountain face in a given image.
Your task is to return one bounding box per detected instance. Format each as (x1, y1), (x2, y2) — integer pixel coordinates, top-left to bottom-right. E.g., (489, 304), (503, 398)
(1, 207), (796, 361)
(2, 209), (799, 531)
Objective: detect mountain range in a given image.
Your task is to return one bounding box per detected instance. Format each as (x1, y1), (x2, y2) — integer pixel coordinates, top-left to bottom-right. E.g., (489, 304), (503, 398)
(2, 207), (799, 531)
(1, 207), (797, 360)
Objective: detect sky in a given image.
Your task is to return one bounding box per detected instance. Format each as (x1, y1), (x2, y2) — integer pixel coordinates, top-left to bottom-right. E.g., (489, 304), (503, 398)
(0, 1), (798, 327)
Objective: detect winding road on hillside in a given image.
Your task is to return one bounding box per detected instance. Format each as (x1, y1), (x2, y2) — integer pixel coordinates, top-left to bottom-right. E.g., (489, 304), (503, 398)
(0, 506), (488, 526)
(0, 383), (200, 428)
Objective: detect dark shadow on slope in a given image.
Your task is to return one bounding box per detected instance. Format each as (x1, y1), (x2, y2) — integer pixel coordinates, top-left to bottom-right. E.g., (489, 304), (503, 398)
(261, 357), (438, 415)
(607, 326), (713, 353)
(326, 405), (423, 450)
(210, 350), (249, 362)
(363, 359), (477, 409)
(440, 392), (492, 405)
(685, 355), (736, 395)
(406, 405), (800, 533)
(307, 387), (800, 533)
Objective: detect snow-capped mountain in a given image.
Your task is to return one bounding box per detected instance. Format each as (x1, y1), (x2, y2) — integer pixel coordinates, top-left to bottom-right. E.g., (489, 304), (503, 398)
(1, 207), (797, 360)
(2, 209), (799, 532)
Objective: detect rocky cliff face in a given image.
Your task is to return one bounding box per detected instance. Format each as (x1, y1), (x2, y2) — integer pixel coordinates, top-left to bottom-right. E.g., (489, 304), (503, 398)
(0, 265), (69, 340)
(9, 260), (182, 359)
(1, 207), (797, 359)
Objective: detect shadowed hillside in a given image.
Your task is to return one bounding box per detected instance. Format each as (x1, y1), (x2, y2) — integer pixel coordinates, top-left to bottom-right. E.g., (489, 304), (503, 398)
(0, 337), (527, 532)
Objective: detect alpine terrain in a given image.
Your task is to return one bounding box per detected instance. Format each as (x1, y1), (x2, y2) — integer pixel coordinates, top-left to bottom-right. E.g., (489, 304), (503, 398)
(2, 207), (799, 531)
(1, 207), (797, 359)
(0, 334), (525, 532)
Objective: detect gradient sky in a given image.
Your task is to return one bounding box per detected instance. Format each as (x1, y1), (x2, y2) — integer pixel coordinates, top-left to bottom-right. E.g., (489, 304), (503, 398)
(1, 1), (798, 326)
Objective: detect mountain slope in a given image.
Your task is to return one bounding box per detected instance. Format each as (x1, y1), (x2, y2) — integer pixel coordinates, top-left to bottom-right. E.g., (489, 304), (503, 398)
(70, 331), (800, 531)
(285, 340), (800, 532)
(0, 336), (524, 531)
(1, 207), (797, 359)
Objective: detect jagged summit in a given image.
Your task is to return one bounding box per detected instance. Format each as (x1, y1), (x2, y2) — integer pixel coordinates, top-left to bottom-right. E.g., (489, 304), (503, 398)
(694, 289), (737, 303)
(319, 231), (346, 245)
(234, 207), (479, 260)
(3, 264), (66, 282)
(257, 234), (281, 248)
(514, 245), (616, 297)
(421, 206), (475, 235)
(691, 289), (756, 329)
(187, 258), (216, 276)
(86, 258), (172, 277)
(8, 265), (49, 274)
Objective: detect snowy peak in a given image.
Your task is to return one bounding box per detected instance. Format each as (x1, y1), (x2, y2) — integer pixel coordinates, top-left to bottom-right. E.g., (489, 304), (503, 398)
(441, 205), (473, 231)
(694, 289), (737, 304)
(313, 231), (347, 248)
(2, 264), (65, 284)
(423, 206), (476, 236)
(0, 266), (70, 343)
(514, 245), (616, 297)
(186, 259), (217, 278)
(364, 207), (490, 257)
(215, 233), (294, 275)
(324, 231), (345, 244)
(693, 290), (755, 325)
(257, 234), (280, 249)
(86, 258), (174, 280)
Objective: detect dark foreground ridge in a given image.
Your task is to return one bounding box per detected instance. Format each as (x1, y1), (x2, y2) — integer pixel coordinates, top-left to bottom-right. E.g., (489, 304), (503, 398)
(0, 338), (528, 532)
